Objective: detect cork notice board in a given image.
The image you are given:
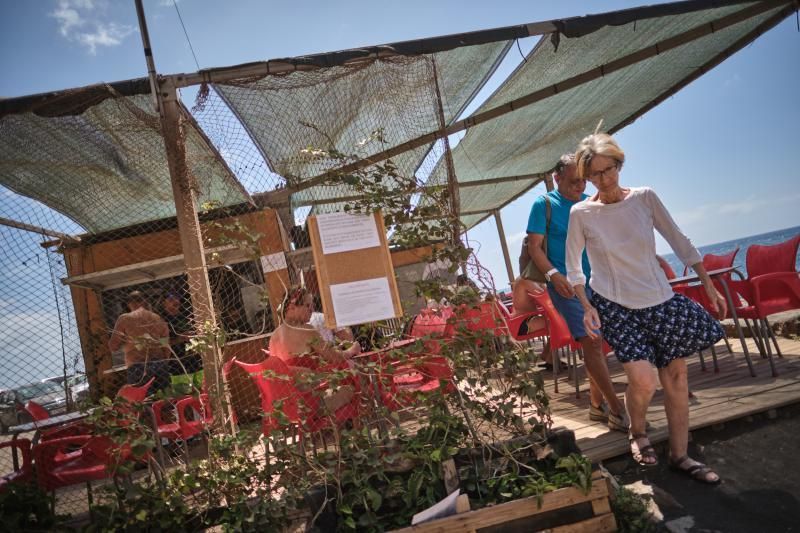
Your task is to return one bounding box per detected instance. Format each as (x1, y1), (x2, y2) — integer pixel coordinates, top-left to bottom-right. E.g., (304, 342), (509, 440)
(307, 211), (402, 328)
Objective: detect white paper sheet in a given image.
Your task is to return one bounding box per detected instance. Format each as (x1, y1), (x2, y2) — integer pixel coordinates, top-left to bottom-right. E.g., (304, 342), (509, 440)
(316, 212), (380, 254)
(260, 252), (287, 273)
(411, 489), (462, 525)
(329, 277), (395, 327)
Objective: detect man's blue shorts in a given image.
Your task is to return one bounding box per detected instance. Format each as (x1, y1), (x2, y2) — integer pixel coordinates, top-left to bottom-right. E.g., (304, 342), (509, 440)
(547, 284), (593, 340)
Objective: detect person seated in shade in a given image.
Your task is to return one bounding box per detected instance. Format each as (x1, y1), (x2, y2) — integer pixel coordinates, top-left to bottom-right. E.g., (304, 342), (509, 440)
(269, 286), (361, 412)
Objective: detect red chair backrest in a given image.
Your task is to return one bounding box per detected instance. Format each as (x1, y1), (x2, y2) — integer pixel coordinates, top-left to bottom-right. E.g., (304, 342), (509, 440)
(746, 235), (800, 278)
(116, 376), (155, 403)
(409, 307), (455, 339)
(659, 261), (678, 280)
(525, 291), (577, 351)
(234, 356), (315, 423)
(703, 247), (739, 272)
(452, 302), (506, 336)
(24, 400), (50, 421)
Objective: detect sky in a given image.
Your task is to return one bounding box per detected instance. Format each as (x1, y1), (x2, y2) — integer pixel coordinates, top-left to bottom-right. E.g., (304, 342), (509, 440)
(1, 0), (798, 290)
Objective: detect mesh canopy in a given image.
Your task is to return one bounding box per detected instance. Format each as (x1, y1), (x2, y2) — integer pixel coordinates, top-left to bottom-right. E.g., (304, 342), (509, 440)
(421, 2), (785, 228)
(0, 93), (249, 233)
(211, 41), (511, 212)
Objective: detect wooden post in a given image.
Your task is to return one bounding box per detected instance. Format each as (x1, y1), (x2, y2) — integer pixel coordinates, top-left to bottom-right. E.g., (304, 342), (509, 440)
(493, 210), (515, 286)
(135, 0), (228, 433)
(158, 80), (227, 431)
(544, 173), (554, 192)
(431, 58), (462, 250)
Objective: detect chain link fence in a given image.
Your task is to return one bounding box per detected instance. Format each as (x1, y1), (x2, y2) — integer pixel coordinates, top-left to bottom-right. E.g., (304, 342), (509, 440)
(0, 47), (554, 526)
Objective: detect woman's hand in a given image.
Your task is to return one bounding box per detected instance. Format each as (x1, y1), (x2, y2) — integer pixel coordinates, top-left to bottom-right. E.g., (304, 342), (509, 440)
(583, 306), (602, 340)
(704, 286), (728, 319)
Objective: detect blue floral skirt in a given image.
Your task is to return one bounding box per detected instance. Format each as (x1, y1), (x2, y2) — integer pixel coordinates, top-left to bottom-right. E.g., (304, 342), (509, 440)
(592, 291), (724, 369)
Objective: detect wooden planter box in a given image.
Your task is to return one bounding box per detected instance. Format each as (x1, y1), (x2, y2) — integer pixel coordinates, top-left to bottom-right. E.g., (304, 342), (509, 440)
(390, 470), (616, 533)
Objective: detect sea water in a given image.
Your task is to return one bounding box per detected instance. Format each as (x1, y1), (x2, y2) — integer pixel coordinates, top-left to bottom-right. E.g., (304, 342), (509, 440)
(662, 225), (800, 278)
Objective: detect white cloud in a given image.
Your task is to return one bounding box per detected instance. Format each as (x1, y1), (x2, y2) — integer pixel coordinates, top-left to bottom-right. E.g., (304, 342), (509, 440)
(77, 22), (137, 54)
(49, 0), (136, 55)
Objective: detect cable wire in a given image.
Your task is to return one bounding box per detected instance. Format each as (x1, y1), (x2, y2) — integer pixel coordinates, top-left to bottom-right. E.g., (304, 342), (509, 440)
(173, 0), (201, 70)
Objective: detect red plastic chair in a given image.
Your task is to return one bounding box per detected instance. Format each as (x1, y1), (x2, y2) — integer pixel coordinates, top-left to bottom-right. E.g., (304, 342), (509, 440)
(116, 376), (156, 403)
(682, 247), (739, 278)
(23, 400), (93, 444)
(23, 400), (50, 421)
(33, 434), (142, 501)
(0, 439), (33, 491)
(408, 307), (456, 355)
(233, 356), (359, 439)
(493, 298), (548, 342)
(151, 395), (212, 460)
(729, 235), (800, 375)
(526, 290), (583, 395)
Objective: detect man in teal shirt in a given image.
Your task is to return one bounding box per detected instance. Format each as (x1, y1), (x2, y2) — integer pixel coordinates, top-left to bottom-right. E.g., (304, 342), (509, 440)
(526, 154), (627, 431)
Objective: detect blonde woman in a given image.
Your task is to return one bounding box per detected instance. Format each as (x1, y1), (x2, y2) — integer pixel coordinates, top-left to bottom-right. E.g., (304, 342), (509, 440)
(565, 133), (724, 484)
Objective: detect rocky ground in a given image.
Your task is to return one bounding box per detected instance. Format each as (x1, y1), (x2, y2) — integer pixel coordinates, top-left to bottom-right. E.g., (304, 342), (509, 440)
(604, 402), (800, 532)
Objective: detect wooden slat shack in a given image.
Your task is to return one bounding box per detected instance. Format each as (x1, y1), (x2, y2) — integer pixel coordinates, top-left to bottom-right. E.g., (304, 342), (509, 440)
(60, 208), (290, 417)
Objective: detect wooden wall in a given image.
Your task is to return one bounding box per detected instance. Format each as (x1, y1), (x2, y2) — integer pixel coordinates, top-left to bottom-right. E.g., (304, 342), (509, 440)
(62, 209), (290, 400)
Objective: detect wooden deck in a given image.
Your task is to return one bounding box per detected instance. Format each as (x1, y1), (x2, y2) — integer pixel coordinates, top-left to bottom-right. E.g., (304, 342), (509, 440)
(545, 335), (800, 462)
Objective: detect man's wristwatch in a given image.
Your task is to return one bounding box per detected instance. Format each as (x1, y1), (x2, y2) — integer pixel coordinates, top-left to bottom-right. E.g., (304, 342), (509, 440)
(544, 268), (559, 282)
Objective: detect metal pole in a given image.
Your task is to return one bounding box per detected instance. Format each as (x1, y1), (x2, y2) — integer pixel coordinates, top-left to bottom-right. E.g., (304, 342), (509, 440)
(134, 0), (229, 434)
(134, 0), (161, 113)
(493, 210), (515, 286)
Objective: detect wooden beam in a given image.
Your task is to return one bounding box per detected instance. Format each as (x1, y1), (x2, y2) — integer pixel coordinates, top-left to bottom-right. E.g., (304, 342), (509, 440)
(493, 210), (515, 286)
(0, 216), (78, 242)
(136, 0), (228, 433)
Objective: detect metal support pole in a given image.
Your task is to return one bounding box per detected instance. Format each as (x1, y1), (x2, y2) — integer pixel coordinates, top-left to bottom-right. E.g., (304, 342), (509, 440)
(493, 210), (515, 287)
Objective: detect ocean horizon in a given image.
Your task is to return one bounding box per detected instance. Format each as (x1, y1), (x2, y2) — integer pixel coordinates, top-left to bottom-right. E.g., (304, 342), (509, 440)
(498, 224), (799, 293)
(661, 225), (800, 278)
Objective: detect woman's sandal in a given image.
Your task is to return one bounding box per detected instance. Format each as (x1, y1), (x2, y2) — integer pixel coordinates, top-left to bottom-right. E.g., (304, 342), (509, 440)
(629, 434), (658, 466)
(669, 455), (721, 484)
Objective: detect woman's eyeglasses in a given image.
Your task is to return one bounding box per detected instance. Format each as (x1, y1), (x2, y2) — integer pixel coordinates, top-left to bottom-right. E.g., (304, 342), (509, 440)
(589, 163), (619, 180)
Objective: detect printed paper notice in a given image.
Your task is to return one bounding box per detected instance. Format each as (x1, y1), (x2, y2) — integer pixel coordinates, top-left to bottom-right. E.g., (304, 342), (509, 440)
(329, 277), (396, 327)
(260, 252), (287, 273)
(316, 212), (380, 254)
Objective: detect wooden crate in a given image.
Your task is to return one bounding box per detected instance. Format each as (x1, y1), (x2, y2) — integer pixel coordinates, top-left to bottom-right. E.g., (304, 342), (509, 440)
(391, 470), (616, 533)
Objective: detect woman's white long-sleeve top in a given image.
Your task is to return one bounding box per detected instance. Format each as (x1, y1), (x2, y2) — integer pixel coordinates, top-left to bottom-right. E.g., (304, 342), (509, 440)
(565, 187), (701, 309)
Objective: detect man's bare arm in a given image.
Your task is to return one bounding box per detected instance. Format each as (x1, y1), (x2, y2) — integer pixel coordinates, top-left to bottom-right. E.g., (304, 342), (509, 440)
(528, 233), (574, 298)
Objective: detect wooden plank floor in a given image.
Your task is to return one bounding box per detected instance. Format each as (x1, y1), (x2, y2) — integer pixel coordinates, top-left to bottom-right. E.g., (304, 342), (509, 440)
(543, 335), (800, 462)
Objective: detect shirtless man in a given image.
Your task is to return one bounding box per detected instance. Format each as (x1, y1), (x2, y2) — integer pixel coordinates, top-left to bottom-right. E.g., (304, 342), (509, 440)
(108, 291), (170, 393)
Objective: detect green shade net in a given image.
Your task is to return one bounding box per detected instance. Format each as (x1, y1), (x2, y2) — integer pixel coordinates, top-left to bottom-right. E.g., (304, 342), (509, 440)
(419, 1), (787, 229)
(0, 93), (249, 233)
(211, 41), (512, 215)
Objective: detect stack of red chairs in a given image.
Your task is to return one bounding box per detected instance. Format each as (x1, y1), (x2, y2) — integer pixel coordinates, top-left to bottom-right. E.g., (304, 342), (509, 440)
(729, 235), (800, 376)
